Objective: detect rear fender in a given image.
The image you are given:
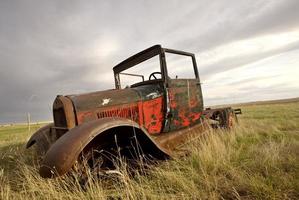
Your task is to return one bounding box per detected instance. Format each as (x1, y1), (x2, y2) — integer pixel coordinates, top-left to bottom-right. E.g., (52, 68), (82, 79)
(39, 118), (170, 178)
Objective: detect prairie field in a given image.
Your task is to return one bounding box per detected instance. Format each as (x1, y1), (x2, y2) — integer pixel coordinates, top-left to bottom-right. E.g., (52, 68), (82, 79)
(0, 100), (298, 199)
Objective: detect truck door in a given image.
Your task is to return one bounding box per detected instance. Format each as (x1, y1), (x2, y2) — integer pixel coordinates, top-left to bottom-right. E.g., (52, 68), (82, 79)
(163, 51), (204, 131)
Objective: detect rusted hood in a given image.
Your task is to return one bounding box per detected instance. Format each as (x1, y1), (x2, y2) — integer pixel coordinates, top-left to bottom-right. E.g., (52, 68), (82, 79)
(67, 88), (140, 125)
(67, 88), (140, 113)
(60, 84), (164, 125)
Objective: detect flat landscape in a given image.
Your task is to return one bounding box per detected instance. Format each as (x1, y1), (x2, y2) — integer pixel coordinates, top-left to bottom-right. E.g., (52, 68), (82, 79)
(0, 100), (298, 199)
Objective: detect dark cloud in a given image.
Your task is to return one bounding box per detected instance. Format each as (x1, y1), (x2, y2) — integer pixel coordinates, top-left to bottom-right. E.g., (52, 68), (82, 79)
(0, 0), (298, 123)
(175, 0), (299, 51)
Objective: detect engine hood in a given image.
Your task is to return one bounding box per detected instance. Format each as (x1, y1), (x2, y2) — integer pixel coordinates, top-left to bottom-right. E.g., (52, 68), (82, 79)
(65, 83), (164, 125)
(67, 88), (140, 112)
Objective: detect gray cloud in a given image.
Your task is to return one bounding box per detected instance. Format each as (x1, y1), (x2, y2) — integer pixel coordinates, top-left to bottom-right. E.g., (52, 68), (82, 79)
(199, 40), (299, 80)
(204, 83), (299, 106)
(0, 0), (298, 123)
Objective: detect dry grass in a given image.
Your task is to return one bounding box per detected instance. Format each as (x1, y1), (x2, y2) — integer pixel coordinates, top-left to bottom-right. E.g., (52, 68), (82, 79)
(0, 101), (298, 199)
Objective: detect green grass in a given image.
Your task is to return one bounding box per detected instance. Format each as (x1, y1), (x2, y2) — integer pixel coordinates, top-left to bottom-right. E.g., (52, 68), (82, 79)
(0, 102), (299, 199)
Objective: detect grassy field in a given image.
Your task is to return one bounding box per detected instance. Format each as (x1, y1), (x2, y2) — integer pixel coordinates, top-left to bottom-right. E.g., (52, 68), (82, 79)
(0, 101), (298, 199)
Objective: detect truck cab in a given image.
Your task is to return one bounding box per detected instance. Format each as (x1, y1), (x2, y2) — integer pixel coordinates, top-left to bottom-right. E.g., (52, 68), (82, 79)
(113, 45), (204, 133)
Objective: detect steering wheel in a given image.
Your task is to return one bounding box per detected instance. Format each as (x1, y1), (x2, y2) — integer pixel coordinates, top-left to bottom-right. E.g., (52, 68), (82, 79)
(149, 72), (162, 80)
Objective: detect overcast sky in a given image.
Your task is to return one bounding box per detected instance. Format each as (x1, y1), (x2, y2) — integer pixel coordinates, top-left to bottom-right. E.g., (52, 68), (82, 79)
(0, 0), (299, 123)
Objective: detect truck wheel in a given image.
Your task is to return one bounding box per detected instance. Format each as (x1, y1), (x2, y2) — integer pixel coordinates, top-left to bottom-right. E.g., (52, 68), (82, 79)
(227, 111), (237, 129)
(211, 109), (237, 129)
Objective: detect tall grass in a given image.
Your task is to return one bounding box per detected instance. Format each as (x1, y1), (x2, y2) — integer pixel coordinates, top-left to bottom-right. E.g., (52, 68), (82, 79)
(0, 102), (298, 199)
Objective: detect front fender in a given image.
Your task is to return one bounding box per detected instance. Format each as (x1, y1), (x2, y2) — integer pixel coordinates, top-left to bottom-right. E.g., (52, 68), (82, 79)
(26, 123), (54, 156)
(26, 123), (53, 148)
(40, 118), (170, 178)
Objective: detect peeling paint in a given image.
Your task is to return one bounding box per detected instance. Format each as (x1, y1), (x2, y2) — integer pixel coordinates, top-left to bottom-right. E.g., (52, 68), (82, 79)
(167, 79), (203, 131)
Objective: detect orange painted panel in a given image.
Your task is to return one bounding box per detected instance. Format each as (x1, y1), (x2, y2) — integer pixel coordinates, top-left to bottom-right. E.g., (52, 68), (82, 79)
(142, 96), (164, 135)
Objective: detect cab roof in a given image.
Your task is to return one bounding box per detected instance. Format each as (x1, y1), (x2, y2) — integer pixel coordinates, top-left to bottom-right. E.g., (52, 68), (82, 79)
(113, 44), (195, 74)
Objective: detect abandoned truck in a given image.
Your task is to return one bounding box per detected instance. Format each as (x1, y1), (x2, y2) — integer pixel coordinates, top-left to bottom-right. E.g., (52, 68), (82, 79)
(26, 45), (241, 178)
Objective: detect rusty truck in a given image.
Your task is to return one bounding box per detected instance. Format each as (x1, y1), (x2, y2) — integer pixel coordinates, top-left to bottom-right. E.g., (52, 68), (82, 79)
(26, 45), (241, 178)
